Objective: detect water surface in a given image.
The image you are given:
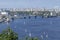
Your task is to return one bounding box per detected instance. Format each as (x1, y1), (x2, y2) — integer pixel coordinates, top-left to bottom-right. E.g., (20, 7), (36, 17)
(0, 16), (60, 40)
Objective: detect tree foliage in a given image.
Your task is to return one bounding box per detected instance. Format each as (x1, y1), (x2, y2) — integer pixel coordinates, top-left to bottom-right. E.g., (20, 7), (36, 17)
(0, 27), (18, 40)
(25, 36), (39, 40)
(0, 27), (40, 40)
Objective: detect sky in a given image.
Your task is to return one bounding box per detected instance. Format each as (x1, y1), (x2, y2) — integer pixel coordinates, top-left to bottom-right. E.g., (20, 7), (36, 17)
(0, 0), (60, 8)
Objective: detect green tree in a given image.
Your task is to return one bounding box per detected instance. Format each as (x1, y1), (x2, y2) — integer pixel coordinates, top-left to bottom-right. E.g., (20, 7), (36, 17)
(33, 37), (39, 40)
(0, 27), (18, 40)
(25, 37), (39, 40)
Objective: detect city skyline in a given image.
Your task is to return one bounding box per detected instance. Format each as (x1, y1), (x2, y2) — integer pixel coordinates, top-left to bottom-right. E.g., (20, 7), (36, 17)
(0, 0), (60, 8)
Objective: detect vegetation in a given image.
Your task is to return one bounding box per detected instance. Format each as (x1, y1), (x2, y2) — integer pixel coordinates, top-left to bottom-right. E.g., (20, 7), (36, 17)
(0, 27), (39, 40)
(25, 37), (39, 40)
(0, 27), (18, 40)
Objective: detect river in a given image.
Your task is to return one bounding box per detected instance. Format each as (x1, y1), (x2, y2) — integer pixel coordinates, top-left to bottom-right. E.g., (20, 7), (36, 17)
(0, 16), (60, 40)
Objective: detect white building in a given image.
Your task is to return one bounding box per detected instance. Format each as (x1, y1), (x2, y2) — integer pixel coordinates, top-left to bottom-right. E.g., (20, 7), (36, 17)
(1, 12), (8, 15)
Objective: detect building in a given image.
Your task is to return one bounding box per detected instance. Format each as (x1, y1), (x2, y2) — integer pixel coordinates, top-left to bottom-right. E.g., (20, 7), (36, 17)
(0, 12), (8, 15)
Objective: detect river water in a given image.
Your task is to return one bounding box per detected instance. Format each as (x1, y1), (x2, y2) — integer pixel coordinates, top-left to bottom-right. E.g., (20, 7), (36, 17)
(0, 16), (60, 40)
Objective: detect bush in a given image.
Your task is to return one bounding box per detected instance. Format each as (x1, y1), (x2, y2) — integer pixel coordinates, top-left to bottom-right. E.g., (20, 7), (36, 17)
(0, 27), (18, 40)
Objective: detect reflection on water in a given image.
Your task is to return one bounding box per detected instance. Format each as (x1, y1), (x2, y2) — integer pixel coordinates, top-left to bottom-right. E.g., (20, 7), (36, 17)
(24, 21), (26, 24)
(29, 32), (32, 37)
(0, 16), (60, 40)
(25, 29), (27, 33)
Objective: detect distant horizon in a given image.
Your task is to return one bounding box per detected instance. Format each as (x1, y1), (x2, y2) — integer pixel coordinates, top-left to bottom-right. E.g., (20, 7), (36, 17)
(0, 7), (60, 9)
